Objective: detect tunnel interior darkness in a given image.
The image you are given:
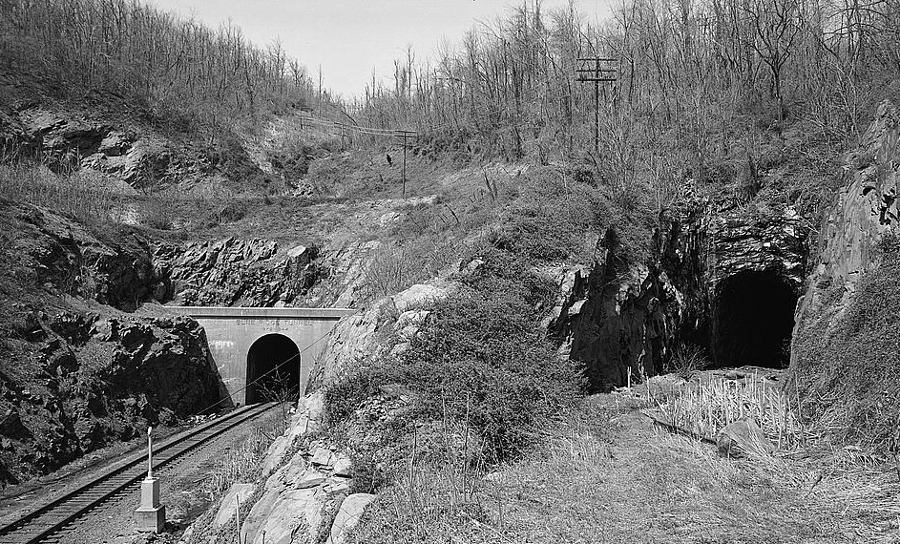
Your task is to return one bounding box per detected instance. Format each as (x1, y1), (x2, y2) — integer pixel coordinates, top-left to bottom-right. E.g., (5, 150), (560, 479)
(246, 334), (300, 404)
(711, 270), (798, 369)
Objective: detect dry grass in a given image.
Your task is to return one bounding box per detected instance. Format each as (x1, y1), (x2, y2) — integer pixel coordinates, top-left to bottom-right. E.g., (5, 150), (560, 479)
(347, 395), (900, 544)
(653, 373), (811, 451)
(0, 162), (123, 223)
(200, 413), (289, 498)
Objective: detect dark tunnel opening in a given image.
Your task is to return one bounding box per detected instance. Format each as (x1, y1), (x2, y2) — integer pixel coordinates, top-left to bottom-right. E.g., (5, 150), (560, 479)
(246, 334), (300, 404)
(711, 270), (798, 369)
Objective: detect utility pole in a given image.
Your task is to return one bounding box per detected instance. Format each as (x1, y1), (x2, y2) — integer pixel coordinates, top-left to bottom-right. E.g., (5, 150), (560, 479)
(396, 129), (415, 197)
(575, 57), (618, 153)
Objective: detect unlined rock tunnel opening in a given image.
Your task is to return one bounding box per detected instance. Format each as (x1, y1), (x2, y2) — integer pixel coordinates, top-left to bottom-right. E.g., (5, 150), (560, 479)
(246, 334), (300, 404)
(711, 270), (798, 369)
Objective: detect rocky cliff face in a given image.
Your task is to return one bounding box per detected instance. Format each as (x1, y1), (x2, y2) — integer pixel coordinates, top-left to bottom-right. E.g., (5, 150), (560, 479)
(154, 237), (384, 309)
(6, 199), (164, 310)
(0, 200), (222, 485)
(0, 102), (291, 196)
(0, 311), (221, 485)
(153, 238), (319, 307)
(795, 100), (899, 324)
(2, 106), (213, 190)
(789, 101), (900, 448)
(550, 201), (808, 391)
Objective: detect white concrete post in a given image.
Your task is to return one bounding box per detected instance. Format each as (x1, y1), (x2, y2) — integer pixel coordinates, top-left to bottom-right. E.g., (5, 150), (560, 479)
(147, 426), (153, 479)
(136, 426), (165, 533)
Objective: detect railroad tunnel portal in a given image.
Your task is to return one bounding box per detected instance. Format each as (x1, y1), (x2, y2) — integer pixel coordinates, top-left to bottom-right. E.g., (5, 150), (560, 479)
(711, 270), (798, 369)
(170, 307), (356, 405)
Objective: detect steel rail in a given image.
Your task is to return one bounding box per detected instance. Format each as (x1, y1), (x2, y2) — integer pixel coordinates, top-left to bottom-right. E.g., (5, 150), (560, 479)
(0, 402), (278, 544)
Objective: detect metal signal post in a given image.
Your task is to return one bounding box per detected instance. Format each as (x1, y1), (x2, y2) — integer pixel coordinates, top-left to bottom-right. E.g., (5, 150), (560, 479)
(576, 57), (618, 153)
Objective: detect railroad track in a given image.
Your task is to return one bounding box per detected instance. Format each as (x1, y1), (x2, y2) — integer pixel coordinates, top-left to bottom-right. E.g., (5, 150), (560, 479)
(0, 402), (278, 544)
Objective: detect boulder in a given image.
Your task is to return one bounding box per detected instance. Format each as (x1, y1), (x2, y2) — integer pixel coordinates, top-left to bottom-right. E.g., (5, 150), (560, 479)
(310, 447), (333, 467)
(392, 283), (449, 313)
(242, 488), (324, 544)
(326, 493), (376, 544)
(213, 483), (255, 527)
(296, 470), (328, 489)
(332, 456), (352, 478)
(716, 420), (774, 458)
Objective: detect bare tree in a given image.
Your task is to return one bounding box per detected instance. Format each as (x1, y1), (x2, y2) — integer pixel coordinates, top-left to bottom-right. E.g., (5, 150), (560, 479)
(745, 0), (802, 119)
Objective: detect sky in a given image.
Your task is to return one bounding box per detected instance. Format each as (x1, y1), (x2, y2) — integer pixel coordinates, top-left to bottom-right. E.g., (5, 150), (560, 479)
(150, 0), (614, 99)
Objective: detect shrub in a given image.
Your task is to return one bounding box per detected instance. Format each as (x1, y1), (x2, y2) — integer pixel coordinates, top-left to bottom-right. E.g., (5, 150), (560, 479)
(325, 250), (584, 463)
(489, 170), (608, 263)
(663, 343), (710, 379)
(140, 197), (175, 230)
(322, 364), (385, 426)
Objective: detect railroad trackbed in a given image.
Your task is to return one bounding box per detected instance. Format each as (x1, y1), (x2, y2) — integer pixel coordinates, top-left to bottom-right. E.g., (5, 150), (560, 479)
(0, 402), (279, 544)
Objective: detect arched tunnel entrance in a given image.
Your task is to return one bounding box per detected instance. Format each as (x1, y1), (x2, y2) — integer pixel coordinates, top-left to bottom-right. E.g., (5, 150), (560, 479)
(246, 334), (301, 404)
(711, 270), (798, 368)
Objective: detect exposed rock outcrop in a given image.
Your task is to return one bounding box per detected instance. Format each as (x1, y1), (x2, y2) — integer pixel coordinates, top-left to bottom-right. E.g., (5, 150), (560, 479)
(311, 280), (453, 387)
(795, 100), (899, 324)
(194, 386), (420, 544)
(0, 199), (223, 485)
(0, 311), (221, 484)
(14, 107), (213, 189)
(195, 393), (357, 544)
(327, 493), (376, 544)
(153, 238), (319, 307)
(788, 101), (900, 448)
(153, 237), (393, 309)
(7, 200), (163, 310)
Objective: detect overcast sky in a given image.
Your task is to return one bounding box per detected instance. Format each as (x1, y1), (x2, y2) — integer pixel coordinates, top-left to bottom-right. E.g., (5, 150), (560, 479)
(150, 0), (613, 99)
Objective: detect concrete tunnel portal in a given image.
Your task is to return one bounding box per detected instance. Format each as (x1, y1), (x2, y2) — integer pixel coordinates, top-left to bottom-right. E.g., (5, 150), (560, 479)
(169, 307), (357, 405)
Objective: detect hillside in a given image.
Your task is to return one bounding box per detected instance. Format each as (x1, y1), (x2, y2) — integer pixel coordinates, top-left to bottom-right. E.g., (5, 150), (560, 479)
(0, 0), (899, 542)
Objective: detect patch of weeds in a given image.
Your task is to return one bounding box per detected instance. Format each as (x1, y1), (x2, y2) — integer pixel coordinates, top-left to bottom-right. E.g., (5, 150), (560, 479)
(489, 171), (608, 262)
(664, 343), (710, 379)
(322, 364), (385, 427)
(348, 448), (390, 494)
(140, 197), (176, 230)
